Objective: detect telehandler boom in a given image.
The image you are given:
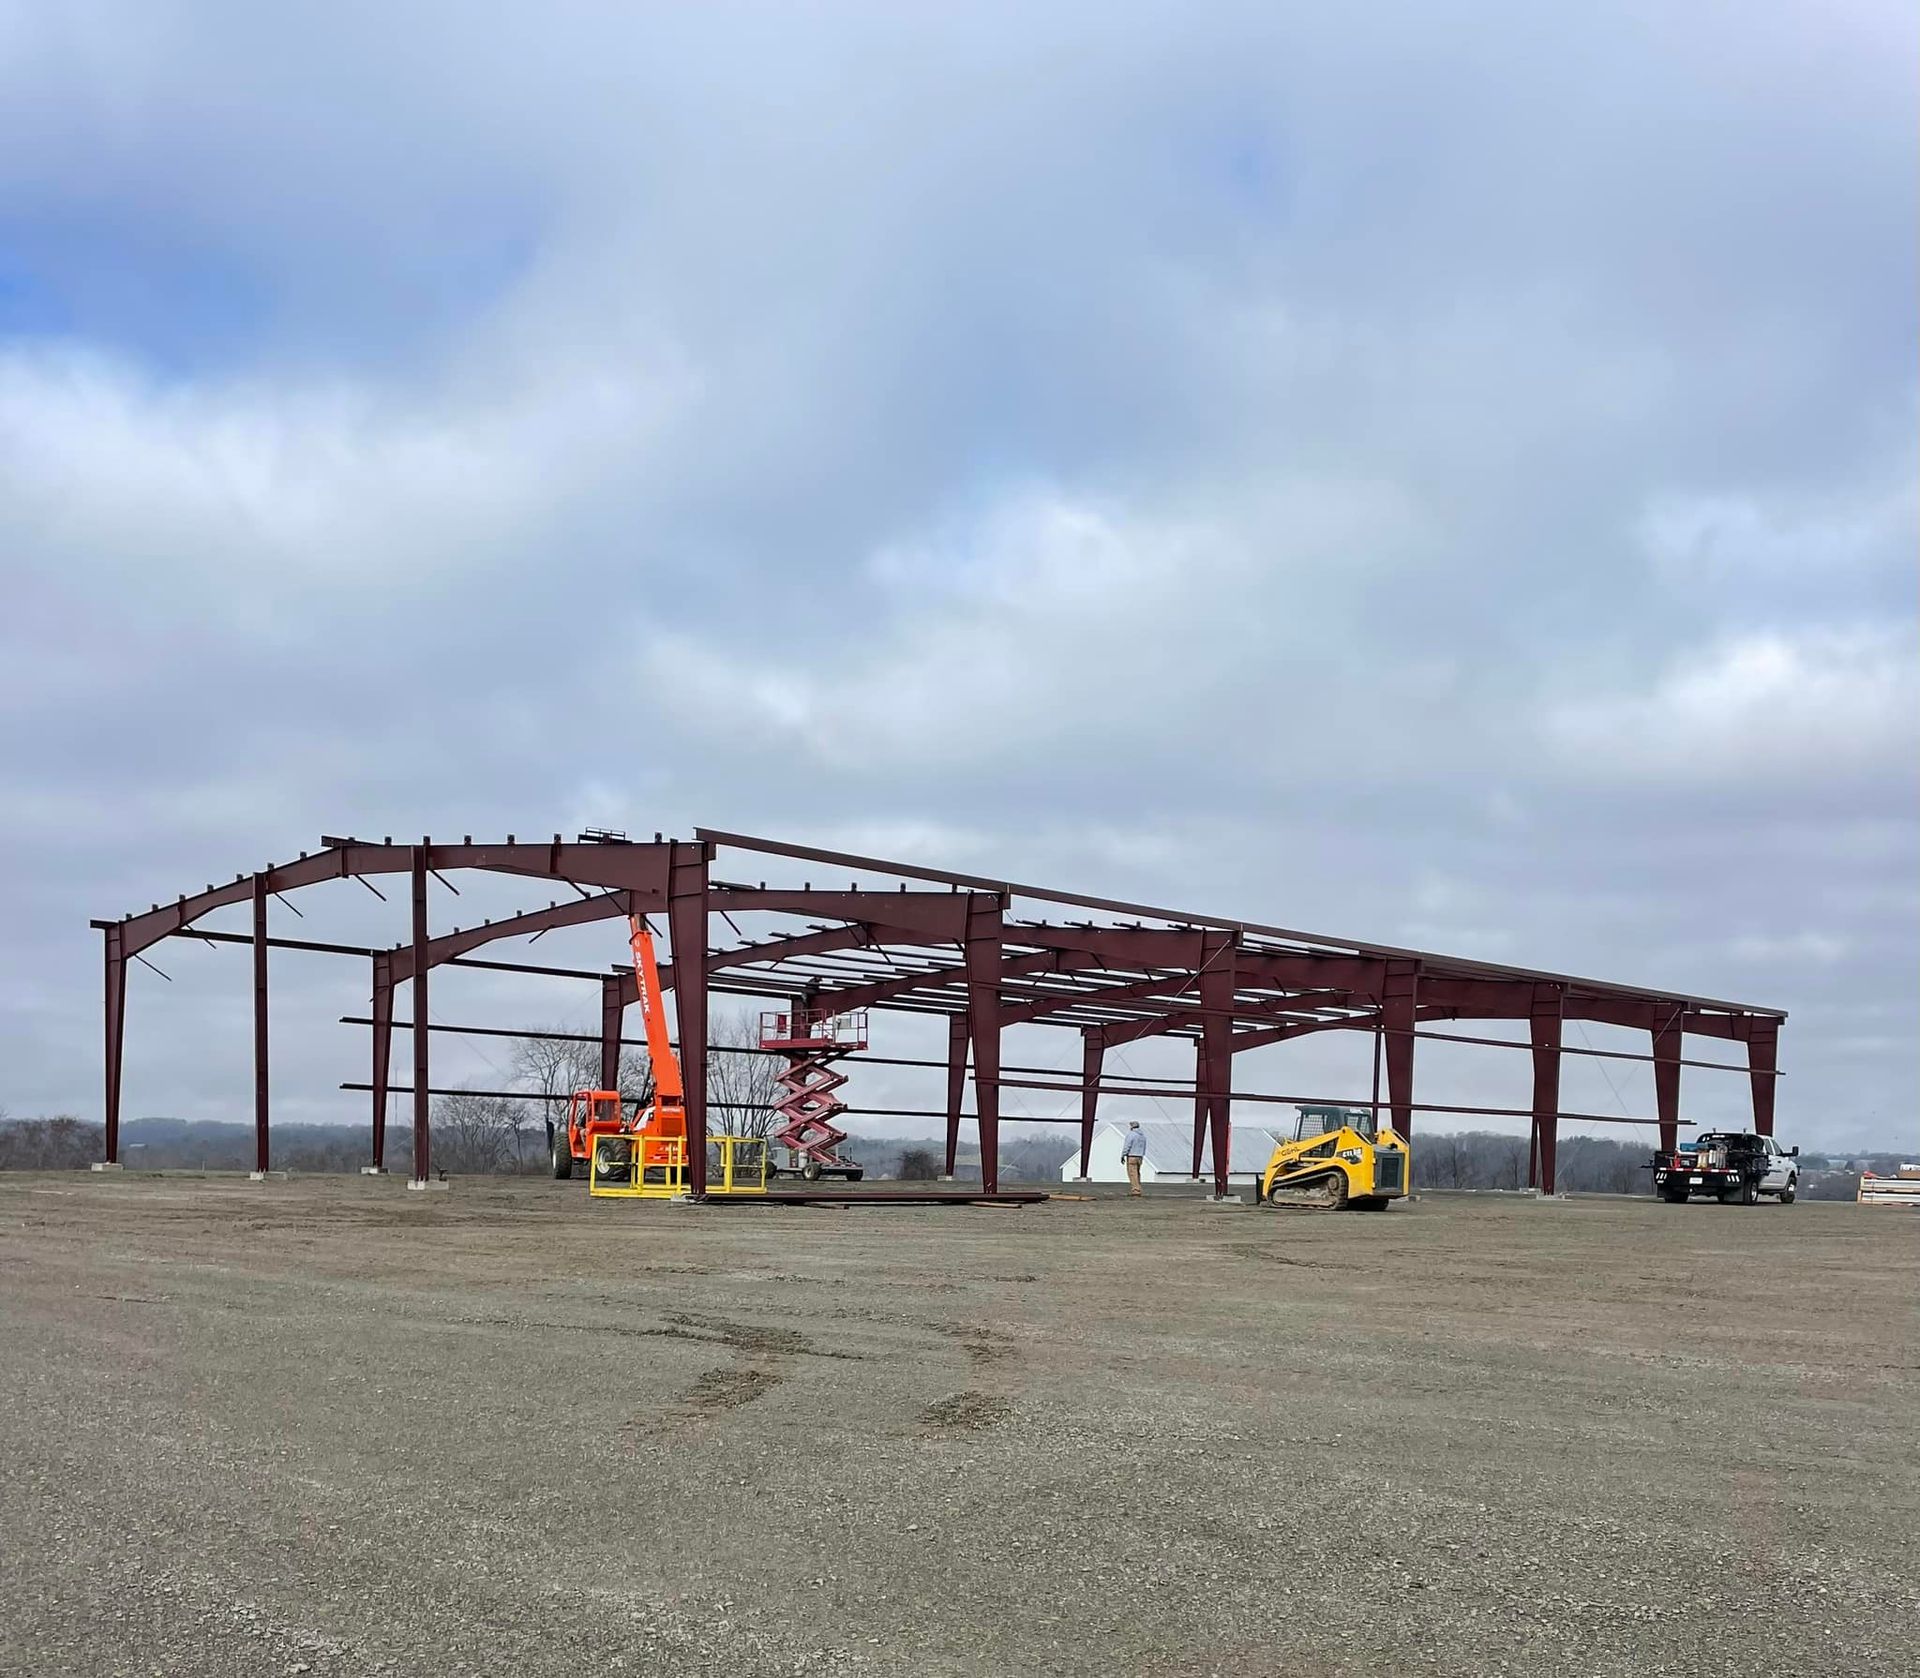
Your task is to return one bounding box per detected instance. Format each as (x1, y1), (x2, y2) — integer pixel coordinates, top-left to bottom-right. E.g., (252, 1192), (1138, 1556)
(548, 916), (685, 1180)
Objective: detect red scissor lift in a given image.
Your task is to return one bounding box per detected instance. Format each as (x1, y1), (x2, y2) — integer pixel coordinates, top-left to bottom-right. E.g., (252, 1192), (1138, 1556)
(760, 1007), (869, 1181)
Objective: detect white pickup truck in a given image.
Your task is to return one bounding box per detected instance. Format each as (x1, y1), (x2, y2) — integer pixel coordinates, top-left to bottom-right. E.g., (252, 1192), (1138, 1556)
(1652, 1132), (1799, 1205)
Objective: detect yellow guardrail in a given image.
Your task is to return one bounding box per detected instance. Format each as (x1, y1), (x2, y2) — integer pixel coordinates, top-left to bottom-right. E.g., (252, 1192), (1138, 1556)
(588, 1133), (769, 1198)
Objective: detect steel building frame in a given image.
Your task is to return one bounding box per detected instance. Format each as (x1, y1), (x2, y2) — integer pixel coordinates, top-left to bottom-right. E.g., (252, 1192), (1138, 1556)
(91, 829), (1785, 1196)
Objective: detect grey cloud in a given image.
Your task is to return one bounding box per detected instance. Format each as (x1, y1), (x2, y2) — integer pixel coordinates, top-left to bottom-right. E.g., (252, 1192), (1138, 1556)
(0, 1), (1913, 1150)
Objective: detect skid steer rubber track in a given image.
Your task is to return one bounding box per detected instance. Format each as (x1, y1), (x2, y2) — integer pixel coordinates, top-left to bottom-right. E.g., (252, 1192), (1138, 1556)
(1263, 1170), (1349, 1211)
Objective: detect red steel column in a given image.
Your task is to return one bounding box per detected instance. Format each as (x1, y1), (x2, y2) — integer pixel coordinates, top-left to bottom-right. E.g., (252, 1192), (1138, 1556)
(1078, 1029), (1103, 1178)
(1370, 1014), (1384, 1131)
(964, 895), (1003, 1194)
(1201, 934), (1237, 1198)
(1383, 959), (1419, 1137)
(369, 953), (392, 1171)
(1530, 983), (1562, 1196)
(599, 974), (623, 1094)
(252, 874), (270, 1174)
(667, 842), (710, 1195)
(1189, 1037), (1209, 1179)
(410, 845), (431, 1182)
(102, 923), (126, 1164)
(944, 1011), (969, 1176)
(1653, 1010), (1682, 1158)
(1748, 1018), (1780, 1136)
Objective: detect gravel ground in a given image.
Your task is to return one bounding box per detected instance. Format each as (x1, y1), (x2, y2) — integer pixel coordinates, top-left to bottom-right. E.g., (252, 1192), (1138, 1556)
(1, 1171), (1914, 1677)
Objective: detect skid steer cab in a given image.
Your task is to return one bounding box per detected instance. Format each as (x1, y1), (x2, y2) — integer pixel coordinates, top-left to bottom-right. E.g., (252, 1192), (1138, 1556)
(1257, 1105), (1410, 1211)
(550, 1089), (630, 1181)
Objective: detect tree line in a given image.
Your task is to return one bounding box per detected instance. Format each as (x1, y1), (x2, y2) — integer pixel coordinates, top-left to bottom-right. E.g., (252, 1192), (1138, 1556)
(1, 1087), (1904, 1199)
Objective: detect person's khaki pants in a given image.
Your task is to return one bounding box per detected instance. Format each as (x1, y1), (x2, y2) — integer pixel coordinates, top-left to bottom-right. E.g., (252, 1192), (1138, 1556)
(1125, 1156), (1143, 1195)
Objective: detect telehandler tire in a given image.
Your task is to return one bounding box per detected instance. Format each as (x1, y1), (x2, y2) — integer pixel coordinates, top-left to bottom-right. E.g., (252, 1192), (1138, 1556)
(551, 1136), (573, 1180)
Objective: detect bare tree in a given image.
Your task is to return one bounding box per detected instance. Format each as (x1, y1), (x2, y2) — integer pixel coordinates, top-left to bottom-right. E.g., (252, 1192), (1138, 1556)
(897, 1146), (941, 1181)
(706, 1009), (785, 1139)
(1415, 1130), (1461, 1189)
(0, 1114), (100, 1171)
(432, 1091), (534, 1174)
(511, 1025), (651, 1144)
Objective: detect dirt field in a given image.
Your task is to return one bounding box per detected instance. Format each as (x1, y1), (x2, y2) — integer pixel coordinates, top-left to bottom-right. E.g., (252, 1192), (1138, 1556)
(1, 1173), (1913, 1677)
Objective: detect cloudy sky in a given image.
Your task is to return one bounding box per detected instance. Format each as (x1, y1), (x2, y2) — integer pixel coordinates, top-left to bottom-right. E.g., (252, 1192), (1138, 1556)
(2, 2), (1914, 1152)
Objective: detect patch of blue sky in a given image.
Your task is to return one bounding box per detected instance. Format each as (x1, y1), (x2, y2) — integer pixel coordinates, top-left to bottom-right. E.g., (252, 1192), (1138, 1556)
(0, 212), (272, 371)
(0, 203), (541, 374)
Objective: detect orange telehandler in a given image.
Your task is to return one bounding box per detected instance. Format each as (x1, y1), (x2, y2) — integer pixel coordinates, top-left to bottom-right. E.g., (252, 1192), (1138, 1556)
(548, 915), (685, 1181)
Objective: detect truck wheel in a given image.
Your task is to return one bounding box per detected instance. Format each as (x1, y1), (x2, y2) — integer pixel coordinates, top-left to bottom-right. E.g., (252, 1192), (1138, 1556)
(1779, 1176), (1796, 1205)
(1663, 1190), (1689, 1204)
(846, 1170), (864, 1183)
(801, 1159), (823, 1182)
(1740, 1180), (1759, 1205)
(551, 1136), (573, 1180)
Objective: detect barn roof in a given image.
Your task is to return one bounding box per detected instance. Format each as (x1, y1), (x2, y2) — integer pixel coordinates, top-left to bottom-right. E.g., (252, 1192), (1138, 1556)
(1107, 1120), (1283, 1174)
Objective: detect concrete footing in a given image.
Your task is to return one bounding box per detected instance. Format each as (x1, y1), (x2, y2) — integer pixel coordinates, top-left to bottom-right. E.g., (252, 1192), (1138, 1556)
(359, 1166), (388, 1176)
(1200, 1194), (1248, 1210)
(89, 1161), (122, 1173)
(405, 1178), (451, 1193)
(247, 1171), (270, 1182)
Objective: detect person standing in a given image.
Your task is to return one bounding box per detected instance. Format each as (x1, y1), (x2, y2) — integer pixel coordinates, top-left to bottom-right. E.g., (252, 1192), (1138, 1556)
(1122, 1121), (1148, 1196)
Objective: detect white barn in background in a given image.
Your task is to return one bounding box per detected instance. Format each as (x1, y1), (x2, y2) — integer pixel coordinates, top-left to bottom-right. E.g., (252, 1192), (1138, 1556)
(1066, 1120), (1285, 1185)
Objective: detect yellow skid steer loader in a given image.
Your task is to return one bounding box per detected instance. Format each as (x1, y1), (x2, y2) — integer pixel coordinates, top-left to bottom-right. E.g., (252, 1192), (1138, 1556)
(1257, 1104), (1410, 1210)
